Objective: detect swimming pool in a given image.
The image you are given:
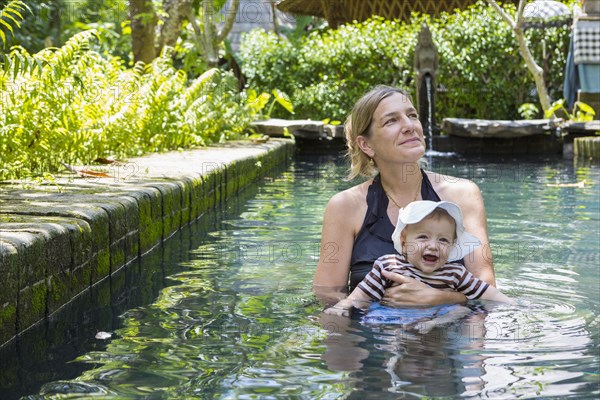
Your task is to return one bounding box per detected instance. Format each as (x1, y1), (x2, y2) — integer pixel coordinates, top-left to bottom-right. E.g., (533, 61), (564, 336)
(4, 154), (599, 399)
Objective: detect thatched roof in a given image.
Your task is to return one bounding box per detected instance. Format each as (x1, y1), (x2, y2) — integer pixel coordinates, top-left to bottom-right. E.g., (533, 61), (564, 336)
(276, 0), (518, 28)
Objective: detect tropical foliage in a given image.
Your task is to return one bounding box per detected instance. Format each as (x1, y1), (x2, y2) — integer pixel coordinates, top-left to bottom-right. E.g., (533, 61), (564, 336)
(0, 29), (252, 180)
(545, 99), (596, 122)
(0, 0), (29, 47)
(0, 0), (576, 180)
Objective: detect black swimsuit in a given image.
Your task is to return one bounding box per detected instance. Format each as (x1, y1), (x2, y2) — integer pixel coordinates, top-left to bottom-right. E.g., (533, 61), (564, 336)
(349, 170), (442, 290)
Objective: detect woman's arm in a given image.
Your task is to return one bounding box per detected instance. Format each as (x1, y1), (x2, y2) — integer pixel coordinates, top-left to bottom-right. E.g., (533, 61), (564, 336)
(480, 286), (515, 304)
(313, 189), (365, 303)
(453, 180), (496, 286)
(433, 174), (496, 286)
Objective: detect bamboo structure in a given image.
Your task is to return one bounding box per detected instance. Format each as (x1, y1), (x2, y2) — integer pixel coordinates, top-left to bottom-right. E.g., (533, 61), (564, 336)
(574, 137), (600, 160)
(276, 0), (518, 27)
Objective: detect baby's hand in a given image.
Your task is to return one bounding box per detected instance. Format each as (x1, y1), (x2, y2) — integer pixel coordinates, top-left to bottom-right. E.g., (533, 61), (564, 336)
(324, 305), (351, 317)
(414, 320), (436, 334)
(324, 298), (354, 317)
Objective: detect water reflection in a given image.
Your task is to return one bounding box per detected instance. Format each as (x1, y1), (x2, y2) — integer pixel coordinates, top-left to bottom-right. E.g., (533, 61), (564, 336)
(319, 304), (498, 397)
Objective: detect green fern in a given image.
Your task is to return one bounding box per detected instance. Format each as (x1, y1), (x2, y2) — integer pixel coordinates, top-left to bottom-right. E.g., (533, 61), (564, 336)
(0, 0), (30, 48)
(2, 45), (46, 80)
(40, 30), (98, 82)
(182, 68), (219, 106)
(1, 27), (254, 180)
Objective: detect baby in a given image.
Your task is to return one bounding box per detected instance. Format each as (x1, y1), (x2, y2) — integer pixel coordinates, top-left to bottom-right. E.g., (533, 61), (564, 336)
(326, 200), (513, 317)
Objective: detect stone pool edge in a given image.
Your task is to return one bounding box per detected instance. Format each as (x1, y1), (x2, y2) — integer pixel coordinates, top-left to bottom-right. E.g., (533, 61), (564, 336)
(0, 139), (294, 347)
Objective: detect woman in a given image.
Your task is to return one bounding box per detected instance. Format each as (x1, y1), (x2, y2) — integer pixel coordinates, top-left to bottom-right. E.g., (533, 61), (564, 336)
(313, 85), (495, 305)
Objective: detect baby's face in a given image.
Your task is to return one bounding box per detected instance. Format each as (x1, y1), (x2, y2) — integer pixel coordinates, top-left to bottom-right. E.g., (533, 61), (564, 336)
(401, 215), (455, 274)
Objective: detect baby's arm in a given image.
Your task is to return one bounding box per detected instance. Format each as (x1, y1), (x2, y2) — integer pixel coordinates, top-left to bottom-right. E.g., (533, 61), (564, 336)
(324, 256), (401, 316)
(457, 267), (515, 304)
(480, 285), (515, 304)
(324, 287), (372, 317)
(415, 305), (471, 334)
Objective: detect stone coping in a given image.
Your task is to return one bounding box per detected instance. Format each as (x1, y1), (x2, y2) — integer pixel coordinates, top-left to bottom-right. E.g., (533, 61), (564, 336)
(441, 118), (560, 138)
(564, 120), (600, 135)
(0, 139), (294, 347)
(251, 118), (345, 140)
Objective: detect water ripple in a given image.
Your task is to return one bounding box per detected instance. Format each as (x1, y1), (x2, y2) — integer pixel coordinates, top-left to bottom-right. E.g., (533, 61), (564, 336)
(15, 157), (598, 400)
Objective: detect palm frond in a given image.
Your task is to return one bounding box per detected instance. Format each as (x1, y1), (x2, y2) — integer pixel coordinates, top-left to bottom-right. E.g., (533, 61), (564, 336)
(0, 1), (31, 48)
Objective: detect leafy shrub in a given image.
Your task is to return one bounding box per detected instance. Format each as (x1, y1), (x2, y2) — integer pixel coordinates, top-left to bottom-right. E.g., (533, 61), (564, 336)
(433, 2), (570, 119)
(238, 29), (301, 102)
(545, 99), (596, 122)
(0, 30), (252, 180)
(239, 1), (570, 121)
(240, 18), (416, 120)
(430, 2), (529, 119)
(0, 0), (30, 48)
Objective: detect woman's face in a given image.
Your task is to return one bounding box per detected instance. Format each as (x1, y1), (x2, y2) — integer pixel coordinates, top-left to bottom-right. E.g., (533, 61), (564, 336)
(365, 93), (425, 164)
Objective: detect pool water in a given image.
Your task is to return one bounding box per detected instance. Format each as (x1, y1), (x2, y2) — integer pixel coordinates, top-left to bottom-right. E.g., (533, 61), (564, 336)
(6, 154), (600, 399)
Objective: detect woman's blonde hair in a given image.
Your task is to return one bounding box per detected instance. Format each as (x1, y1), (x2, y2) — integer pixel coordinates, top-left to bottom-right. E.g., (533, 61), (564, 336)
(345, 85), (413, 180)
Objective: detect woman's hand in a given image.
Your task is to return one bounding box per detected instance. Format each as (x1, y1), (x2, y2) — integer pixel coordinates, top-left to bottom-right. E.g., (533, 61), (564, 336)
(381, 270), (467, 306)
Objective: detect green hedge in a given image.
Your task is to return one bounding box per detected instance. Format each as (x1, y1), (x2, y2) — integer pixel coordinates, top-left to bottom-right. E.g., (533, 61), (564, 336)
(239, 1), (570, 121)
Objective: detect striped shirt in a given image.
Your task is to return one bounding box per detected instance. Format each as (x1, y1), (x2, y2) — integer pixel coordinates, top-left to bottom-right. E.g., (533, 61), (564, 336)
(357, 254), (490, 301)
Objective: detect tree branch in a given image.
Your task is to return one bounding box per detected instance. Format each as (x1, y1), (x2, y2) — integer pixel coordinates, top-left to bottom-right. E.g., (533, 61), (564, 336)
(216, 0), (240, 43)
(486, 0), (515, 28)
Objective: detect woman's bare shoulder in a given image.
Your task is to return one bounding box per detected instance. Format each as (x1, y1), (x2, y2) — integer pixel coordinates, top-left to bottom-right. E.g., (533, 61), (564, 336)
(327, 179), (372, 208)
(425, 171), (481, 203)
(323, 180), (371, 228)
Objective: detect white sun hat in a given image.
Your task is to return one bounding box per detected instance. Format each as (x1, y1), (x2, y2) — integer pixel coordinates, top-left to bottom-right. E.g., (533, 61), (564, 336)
(391, 200), (481, 262)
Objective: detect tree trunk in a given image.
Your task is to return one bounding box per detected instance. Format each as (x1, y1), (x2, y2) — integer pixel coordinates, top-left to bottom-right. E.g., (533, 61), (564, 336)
(157, 0), (193, 55)
(513, 26), (552, 112)
(486, 0), (552, 113)
(129, 0), (157, 64)
(215, 0), (241, 43)
(270, 0), (280, 36)
(190, 0), (241, 68)
(202, 0), (218, 67)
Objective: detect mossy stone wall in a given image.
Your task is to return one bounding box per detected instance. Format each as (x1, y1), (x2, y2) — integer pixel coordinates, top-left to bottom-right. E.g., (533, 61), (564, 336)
(0, 140), (294, 346)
